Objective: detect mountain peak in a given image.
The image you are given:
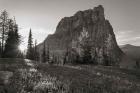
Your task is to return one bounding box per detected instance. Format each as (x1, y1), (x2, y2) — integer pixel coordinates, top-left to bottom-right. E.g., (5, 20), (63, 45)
(120, 44), (138, 48)
(39, 5), (124, 66)
(93, 5), (104, 14)
(125, 44), (134, 47)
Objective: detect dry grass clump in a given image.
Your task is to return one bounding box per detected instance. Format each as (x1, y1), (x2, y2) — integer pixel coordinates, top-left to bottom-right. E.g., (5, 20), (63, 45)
(10, 68), (71, 93)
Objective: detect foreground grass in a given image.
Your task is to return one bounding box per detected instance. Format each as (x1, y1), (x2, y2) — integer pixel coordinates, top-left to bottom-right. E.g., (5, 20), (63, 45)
(0, 58), (140, 93)
(37, 64), (140, 93)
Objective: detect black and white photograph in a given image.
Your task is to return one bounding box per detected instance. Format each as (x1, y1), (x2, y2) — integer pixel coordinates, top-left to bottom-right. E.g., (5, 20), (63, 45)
(0, 0), (140, 93)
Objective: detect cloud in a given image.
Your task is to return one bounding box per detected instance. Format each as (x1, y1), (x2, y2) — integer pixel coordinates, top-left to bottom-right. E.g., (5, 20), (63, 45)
(116, 30), (140, 46)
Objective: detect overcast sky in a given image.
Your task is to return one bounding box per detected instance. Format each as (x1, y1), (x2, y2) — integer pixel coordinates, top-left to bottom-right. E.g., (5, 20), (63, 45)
(0, 0), (140, 50)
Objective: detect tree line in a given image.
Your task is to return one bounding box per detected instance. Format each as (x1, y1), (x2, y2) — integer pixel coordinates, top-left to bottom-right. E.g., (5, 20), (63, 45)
(26, 29), (40, 61)
(0, 10), (21, 58)
(0, 10), (50, 62)
(1, 10), (138, 68)
(26, 30), (96, 65)
(0, 10), (109, 65)
(0, 10), (128, 67)
(26, 29), (51, 63)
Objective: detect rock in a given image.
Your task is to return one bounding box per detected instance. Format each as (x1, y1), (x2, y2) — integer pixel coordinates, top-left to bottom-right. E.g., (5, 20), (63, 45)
(38, 5), (124, 66)
(97, 72), (101, 76)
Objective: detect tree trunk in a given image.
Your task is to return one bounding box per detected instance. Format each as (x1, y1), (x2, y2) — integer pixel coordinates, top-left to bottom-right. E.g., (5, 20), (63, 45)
(1, 24), (5, 56)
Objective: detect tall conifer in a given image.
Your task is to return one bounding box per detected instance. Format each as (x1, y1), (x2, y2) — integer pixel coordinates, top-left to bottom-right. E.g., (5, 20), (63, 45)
(26, 29), (33, 60)
(41, 41), (46, 63)
(4, 19), (21, 58)
(0, 10), (9, 57)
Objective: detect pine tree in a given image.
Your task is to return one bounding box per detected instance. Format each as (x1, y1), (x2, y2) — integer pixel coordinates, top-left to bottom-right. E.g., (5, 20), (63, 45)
(75, 54), (81, 64)
(34, 40), (39, 61)
(81, 38), (92, 64)
(63, 48), (69, 65)
(26, 29), (34, 60)
(0, 41), (1, 57)
(41, 41), (46, 63)
(0, 10), (9, 57)
(13, 23), (21, 57)
(51, 54), (56, 65)
(136, 61), (139, 68)
(46, 45), (50, 63)
(3, 19), (21, 58)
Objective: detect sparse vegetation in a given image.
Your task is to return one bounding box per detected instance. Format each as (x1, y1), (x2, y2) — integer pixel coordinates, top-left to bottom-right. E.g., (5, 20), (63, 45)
(0, 59), (140, 93)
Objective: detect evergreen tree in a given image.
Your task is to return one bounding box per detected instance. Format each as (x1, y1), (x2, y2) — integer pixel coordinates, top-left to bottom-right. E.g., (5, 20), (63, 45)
(3, 19), (21, 58)
(41, 41), (46, 63)
(46, 45), (50, 63)
(81, 38), (92, 64)
(34, 40), (39, 61)
(103, 55), (111, 66)
(75, 54), (81, 64)
(0, 41), (1, 57)
(26, 29), (34, 60)
(136, 61), (139, 68)
(51, 54), (56, 65)
(63, 48), (69, 65)
(13, 23), (21, 57)
(0, 10), (9, 56)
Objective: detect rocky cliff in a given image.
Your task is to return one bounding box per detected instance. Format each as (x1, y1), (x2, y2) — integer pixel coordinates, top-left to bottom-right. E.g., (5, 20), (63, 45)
(38, 5), (124, 66)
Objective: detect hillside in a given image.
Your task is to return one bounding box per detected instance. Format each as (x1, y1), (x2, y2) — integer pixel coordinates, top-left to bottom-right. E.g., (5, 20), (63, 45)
(120, 44), (140, 61)
(0, 58), (140, 93)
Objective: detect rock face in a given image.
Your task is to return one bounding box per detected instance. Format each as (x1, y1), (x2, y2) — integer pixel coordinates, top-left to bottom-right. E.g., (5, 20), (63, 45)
(38, 5), (123, 66)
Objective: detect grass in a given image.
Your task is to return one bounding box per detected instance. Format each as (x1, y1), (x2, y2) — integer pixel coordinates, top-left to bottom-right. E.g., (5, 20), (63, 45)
(0, 58), (140, 93)
(0, 58), (26, 71)
(0, 58), (26, 64)
(37, 64), (140, 93)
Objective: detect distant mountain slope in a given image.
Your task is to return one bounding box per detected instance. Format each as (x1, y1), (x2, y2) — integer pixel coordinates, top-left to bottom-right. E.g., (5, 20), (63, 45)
(120, 44), (140, 61)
